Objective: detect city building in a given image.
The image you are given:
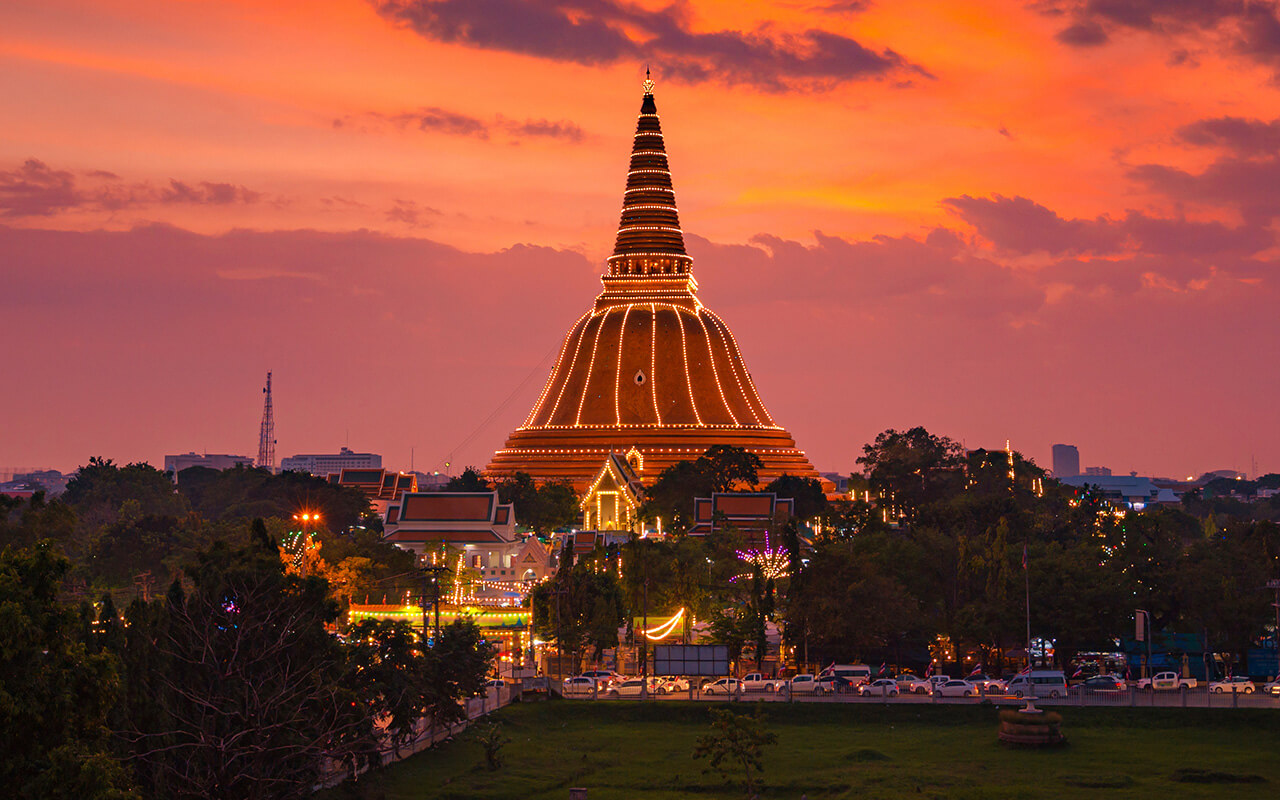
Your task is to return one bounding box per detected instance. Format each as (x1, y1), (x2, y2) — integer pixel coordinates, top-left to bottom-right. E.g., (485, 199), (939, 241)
(164, 452), (255, 476)
(279, 447), (381, 476)
(1059, 474), (1178, 509)
(10, 469), (70, 495)
(487, 79), (818, 491)
(1051, 444), (1080, 478)
(1084, 466), (1112, 477)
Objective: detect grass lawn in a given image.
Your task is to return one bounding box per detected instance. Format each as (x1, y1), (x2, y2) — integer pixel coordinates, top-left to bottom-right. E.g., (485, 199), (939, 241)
(324, 699), (1279, 799)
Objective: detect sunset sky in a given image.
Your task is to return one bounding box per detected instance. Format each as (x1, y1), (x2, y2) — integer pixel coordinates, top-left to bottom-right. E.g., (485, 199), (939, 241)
(3, 0), (1278, 480)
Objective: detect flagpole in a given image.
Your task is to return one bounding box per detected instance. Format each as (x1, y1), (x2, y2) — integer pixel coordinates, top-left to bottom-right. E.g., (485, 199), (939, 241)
(1023, 541), (1031, 670)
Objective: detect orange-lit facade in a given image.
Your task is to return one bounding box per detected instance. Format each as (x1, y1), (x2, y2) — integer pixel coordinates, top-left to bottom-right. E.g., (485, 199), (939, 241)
(488, 84), (818, 490)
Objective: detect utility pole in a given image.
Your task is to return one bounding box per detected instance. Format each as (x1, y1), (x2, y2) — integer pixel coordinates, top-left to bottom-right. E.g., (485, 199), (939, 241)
(1268, 579), (1280, 679)
(420, 562), (451, 644)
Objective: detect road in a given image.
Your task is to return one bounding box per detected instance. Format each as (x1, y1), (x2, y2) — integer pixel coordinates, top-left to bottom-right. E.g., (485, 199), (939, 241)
(559, 685), (1280, 710)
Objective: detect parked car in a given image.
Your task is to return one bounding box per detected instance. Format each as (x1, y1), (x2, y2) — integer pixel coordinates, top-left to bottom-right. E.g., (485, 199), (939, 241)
(934, 679), (980, 698)
(895, 674), (932, 694)
(1134, 671), (1196, 691)
(580, 669), (624, 689)
(661, 675), (690, 692)
(562, 676), (596, 696)
(741, 673), (781, 692)
(966, 674), (1005, 693)
(857, 678), (900, 697)
(1208, 676), (1256, 694)
(815, 674), (855, 693)
(484, 678), (508, 690)
(607, 678), (663, 698)
(701, 678), (742, 696)
(926, 675), (953, 691)
(1072, 675), (1124, 693)
(1264, 679), (1280, 697)
(788, 674), (827, 694)
(1006, 670), (1068, 699)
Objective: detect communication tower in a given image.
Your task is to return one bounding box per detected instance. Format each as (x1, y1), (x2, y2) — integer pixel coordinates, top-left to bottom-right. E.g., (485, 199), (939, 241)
(257, 371), (276, 473)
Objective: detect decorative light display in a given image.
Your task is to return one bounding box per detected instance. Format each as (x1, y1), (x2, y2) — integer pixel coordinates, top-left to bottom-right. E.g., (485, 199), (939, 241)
(730, 533), (790, 583)
(643, 607), (685, 640)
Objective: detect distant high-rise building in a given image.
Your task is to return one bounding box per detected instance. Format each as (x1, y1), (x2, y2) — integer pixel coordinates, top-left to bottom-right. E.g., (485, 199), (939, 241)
(164, 453), (255, 476)
(280, 447), (381, 476)
(1051, 444), (1080, 478)
(1084, 466), (1112, 477)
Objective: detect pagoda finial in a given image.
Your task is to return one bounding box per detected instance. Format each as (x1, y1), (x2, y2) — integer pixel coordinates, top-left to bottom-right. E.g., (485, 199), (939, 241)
(643, 66), (654, 95)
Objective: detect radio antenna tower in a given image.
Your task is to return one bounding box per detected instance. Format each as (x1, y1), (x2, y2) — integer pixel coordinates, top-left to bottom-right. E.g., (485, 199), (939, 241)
(257, 371), (276, 473)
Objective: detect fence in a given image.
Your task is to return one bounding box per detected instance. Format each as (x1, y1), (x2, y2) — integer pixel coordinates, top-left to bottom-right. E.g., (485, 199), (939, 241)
(316, 685), (515, 790)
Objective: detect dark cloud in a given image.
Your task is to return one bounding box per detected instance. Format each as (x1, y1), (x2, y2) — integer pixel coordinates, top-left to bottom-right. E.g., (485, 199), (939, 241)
(942, 194), (1125, 255)
(0, 159), (79, 217)
(503, 117), (586, 143)
(339, 107), (585, 142)
(1178, 116), (1280, 156)
(944, 192), (1274, 258)
(1043, 0), (1280, 76)
(373, 0), (927, 90)
(386, 199), (442, 226)
(159, 180), (261, 205)
(0, 159), (263, 218)
(391, 107), (490, 138)
(1055, 20), (1109, 46)
(811, 1), (871, 14)
(1129, 158), (1280, 225)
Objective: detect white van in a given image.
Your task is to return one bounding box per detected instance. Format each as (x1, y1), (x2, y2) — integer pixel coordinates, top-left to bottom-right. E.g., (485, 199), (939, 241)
(819, 664), (873, 686)
(1006, 670), (1067, 698)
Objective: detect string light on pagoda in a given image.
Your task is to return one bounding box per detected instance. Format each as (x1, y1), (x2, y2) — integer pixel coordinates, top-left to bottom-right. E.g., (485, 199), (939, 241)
(730, 533), (789, 583)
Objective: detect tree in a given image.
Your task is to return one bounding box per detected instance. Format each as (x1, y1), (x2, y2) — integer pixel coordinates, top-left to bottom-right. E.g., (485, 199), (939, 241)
(177, 465), (371, 532)
(64, 458), (188, 530)
(0, 543), (135, 800)
(119, 529), (370, 800)
(640, 446), (762, 532)
(764, 474), (827, 520)
(531, 559), (625, 672)
(784, 541), (918, 663)
(692, 706), (777, 799)
(698, 445), (763, 493)
(496, 472), (577, 532)
(445, 468), (490, 492)
(856, 427), (965, 519)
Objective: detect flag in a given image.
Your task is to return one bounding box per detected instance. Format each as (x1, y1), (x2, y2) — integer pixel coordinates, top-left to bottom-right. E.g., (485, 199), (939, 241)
(968, 664), (982, 677)
(925, 662), (933, 677)
(1071, 666), (1083, 679)
(1016, 664), (1031, 676)
(1022, 543), (1028, 570)
(878, 662), (887, 676)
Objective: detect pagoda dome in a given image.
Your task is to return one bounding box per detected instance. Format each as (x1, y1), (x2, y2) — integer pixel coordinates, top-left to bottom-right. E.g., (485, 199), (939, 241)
(487, 77), (818, 490)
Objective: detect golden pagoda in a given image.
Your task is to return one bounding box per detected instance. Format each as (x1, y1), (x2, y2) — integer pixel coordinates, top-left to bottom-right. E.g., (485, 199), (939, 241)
(487, 76), (818, 490)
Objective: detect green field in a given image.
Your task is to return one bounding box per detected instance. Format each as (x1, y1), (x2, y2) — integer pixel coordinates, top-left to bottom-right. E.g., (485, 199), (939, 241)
(327, 700), (1279, 799)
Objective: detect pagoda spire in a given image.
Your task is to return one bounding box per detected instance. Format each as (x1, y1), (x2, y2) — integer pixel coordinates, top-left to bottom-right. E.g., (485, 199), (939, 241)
(607, 72), (692, 279)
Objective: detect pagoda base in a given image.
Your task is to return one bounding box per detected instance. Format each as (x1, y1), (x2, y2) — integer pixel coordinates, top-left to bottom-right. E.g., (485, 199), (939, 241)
(486, 424), (818, 492)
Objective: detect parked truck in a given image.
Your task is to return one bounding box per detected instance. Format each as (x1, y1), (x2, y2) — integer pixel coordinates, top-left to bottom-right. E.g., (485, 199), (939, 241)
(740, 673), (781, 692)
(1135, 671), (1197, 691)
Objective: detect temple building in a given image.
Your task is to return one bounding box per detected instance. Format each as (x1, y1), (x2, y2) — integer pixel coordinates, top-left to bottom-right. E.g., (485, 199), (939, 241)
(579, 450), (646, 533)
(487, 77), (818, 490)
